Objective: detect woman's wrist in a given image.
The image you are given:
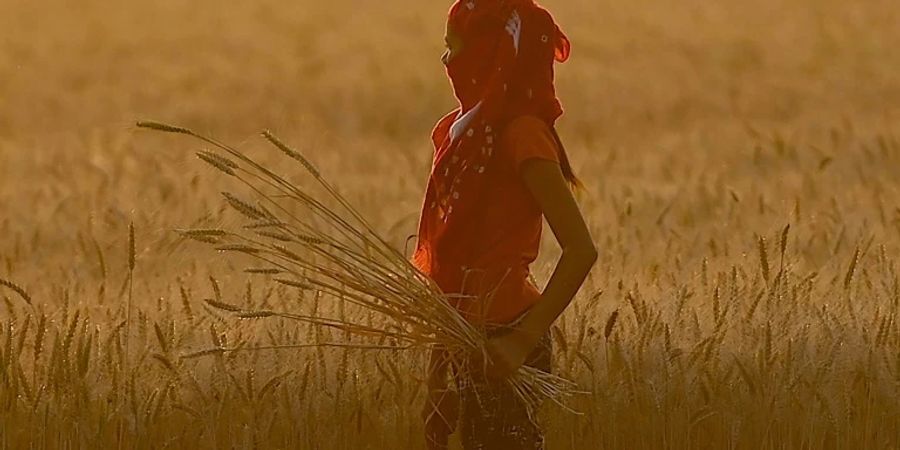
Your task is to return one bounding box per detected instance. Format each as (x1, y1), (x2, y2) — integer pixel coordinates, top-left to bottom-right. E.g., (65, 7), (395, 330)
(507, 321), (544, 351)
(516, 307), (554, 342)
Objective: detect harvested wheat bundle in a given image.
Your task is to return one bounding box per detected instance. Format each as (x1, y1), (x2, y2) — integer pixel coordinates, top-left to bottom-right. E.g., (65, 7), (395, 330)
(137, 120), (581, 415)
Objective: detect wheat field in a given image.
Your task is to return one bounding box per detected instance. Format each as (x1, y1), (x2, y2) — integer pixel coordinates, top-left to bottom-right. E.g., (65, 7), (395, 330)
(1, 0), (900, 448)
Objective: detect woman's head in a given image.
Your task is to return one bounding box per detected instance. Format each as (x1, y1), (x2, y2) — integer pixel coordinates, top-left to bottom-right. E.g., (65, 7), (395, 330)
(441, 0), (579, 187)
(442, 0), (569, 110)
(443, 0), (568, 64)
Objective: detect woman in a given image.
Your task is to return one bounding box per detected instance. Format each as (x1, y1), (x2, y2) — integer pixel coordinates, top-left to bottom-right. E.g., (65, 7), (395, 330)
(413, 0), (597, 449)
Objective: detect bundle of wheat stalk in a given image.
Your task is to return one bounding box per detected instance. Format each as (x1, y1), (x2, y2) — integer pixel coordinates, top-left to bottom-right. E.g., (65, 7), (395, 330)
(136, 120), (580, 416)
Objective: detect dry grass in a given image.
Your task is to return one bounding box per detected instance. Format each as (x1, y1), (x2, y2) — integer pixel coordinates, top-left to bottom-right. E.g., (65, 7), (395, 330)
(1, 0), (900, 448)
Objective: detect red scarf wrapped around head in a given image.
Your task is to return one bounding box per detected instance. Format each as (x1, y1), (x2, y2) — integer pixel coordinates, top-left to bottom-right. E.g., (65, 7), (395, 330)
(413, 0), (571, 298)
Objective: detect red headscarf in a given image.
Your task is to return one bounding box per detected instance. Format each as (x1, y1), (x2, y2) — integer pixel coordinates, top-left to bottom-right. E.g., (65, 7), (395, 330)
(413, 0), (571, 287)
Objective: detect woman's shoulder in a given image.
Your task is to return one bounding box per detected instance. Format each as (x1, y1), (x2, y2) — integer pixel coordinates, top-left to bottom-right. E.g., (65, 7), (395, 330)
(502, 115), (555, 143)
(500, 115), (560, 167)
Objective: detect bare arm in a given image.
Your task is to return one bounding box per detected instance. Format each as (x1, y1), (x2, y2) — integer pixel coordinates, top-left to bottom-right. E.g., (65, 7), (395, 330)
(517, 158), (598, 339)
(486, 158), (597, 378)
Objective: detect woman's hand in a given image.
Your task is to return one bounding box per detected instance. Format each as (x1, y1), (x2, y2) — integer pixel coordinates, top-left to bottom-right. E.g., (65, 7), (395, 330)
(484, 328), (541, 380)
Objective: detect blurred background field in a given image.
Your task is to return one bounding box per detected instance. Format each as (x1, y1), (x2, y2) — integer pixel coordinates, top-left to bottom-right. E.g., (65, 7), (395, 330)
(1, 0), (900, 448)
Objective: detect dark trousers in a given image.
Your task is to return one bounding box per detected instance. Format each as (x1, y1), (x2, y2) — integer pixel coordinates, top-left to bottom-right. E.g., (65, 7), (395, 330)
(456, 333), (553, 450)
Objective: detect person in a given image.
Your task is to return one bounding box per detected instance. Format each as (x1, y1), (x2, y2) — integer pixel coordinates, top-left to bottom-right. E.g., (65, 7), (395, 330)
(412, 0), (597, 449)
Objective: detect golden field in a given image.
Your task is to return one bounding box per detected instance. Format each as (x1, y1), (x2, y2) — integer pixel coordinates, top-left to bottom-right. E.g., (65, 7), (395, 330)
(1, 0), (900, 448)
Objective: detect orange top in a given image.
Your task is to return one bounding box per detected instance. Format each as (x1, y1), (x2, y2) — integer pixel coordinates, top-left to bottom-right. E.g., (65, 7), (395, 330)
(413, 115), (561, 325)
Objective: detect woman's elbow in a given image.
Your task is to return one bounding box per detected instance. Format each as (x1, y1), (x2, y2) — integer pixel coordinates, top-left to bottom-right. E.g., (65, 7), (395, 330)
(584, 244), (599, 267)
(565, 243), (598, 268)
